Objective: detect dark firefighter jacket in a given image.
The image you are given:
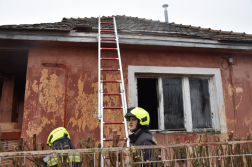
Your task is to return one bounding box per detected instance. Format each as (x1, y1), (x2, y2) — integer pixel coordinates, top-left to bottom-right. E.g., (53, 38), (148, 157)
(130, 129), (159, 166)
(41, 138), (82, 167)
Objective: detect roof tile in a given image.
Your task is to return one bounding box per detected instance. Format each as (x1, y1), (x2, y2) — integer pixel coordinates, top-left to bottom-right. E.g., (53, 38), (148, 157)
(0, 15), (251, 42)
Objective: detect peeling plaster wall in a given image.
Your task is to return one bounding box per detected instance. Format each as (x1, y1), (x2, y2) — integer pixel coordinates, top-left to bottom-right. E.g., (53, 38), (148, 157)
(223, 55), (252, 138)
(119, 47), (252, 143)
(22, 43), (252, 147)
(23, 45), (98, 148)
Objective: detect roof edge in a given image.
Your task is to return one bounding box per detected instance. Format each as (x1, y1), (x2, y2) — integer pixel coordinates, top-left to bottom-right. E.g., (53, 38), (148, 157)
(0, 30), (252, 50)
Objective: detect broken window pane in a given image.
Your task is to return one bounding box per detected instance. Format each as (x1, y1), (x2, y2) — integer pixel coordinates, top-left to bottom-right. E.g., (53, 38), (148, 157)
(163, 78), (185, 129)
(189, 79), (212, 129)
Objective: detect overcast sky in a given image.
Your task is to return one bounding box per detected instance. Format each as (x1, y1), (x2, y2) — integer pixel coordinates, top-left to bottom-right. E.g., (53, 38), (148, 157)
(0, 0), (252, 34)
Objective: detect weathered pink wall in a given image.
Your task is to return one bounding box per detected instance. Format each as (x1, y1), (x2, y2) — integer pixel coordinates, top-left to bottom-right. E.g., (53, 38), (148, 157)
(223, 55), (252, 138)
(22, 42), (252, 147)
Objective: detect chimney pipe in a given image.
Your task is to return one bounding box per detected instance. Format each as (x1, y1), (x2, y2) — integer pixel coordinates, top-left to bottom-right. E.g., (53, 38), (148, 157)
(162, 4), (169, 23)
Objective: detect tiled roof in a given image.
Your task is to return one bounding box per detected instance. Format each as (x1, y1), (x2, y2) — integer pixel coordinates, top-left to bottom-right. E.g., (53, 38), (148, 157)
(0, 15), (252, 42)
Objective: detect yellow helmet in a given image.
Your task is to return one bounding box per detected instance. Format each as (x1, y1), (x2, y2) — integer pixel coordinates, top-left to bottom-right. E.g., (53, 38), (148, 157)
(47, 127), (70, 147)
(125, 107), (150, 126)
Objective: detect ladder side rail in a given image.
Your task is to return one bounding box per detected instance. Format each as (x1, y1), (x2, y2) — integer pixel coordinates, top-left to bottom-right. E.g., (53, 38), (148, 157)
(100, 82), (104, 166)
(100, 82), (104, 148)
(114, 17), (130, 147)
(113, 16), (127, 110)
(98, 16), (104, 166)
(120, 83), (130, 147)
(98, 16), (101, 120)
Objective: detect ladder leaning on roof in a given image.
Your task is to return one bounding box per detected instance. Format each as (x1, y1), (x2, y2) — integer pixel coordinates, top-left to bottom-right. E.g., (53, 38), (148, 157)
(97, 15), (130, 163)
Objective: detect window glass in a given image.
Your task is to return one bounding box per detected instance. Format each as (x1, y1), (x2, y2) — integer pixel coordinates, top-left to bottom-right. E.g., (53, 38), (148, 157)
(162, 78), (184, 129)
(189, 79), (212, 129)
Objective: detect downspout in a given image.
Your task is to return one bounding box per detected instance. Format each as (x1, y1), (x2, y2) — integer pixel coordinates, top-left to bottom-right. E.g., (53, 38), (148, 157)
(228, 60), (237, 135)
(42, 63), (68, 128)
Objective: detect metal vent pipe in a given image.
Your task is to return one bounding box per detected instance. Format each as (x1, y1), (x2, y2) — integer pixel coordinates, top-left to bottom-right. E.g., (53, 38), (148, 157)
(162, 4), (169, 23)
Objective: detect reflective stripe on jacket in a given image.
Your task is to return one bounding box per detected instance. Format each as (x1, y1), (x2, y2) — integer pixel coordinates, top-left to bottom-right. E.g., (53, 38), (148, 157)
(42, 153), (82, 167)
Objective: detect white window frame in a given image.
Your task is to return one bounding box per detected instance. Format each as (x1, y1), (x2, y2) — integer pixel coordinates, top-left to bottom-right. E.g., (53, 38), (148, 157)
(128, 66), (227, 133)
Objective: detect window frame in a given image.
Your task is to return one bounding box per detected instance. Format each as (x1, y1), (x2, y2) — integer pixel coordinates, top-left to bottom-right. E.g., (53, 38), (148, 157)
(128, 66), (227, 133)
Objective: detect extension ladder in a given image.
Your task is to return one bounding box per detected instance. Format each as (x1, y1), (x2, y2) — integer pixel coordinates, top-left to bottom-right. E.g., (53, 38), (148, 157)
(97, 16), (129, 157)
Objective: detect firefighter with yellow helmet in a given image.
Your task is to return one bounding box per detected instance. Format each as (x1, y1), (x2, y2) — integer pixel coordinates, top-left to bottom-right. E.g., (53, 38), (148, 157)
(41, 127), (82, 167)
(125, 107), (158, 163)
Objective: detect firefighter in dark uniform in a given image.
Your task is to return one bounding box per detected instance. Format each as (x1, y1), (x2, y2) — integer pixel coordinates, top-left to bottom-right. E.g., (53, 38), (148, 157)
(41, 127), (82, 167)
(125, 107), (158, 165)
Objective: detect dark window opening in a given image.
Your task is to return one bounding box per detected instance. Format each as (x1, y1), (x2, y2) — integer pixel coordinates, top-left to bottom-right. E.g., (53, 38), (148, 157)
(12, 77), (26, 123)
(0, 50), (28, 129)
(162, 78), (185, 130)
(137, 78), (158, 130)
(189, 78), (212, 129)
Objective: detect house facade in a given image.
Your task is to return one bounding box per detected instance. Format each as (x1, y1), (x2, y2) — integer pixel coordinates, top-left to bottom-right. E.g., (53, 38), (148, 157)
(0, 16), (252, 148)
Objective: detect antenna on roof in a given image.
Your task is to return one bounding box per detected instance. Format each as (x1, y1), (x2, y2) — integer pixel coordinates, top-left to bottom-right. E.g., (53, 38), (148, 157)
(162, 4), (169, 23)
